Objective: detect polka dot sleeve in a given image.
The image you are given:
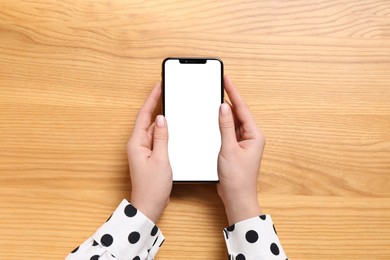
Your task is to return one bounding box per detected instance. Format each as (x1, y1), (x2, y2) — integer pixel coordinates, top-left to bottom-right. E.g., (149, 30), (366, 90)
(66, 199), (165, 260)
(223, 215), (288, 260)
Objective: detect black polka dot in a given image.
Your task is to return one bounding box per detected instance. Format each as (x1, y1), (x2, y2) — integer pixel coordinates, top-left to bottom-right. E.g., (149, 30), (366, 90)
(152, 236), (159, 246)
(106, 214), (112, 222)
(270, 243), (280, 255)
(236, 253), (246, 260)
(245, 230), (258, 243)
(159, 240), (165, 247)
(124, 204), (137, 217)
(133, 256), (140, 260)
(71, 246), (79, 253)
(151, 225), (158, 236)
(227, 224), (235, 232)
(92, 240), (98, 246)
(259, 215), (266, 220)
(128, 231), (140, 244)
(90, 255), (99, 260)
(273, 224), (278, 235)
(101, 234), (113, 247)
(223, 229), (229, 239)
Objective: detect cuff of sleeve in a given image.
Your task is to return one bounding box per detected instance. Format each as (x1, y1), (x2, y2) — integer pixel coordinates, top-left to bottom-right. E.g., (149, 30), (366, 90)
(93, 199), (165, 260)
(223, 214), (287, 260)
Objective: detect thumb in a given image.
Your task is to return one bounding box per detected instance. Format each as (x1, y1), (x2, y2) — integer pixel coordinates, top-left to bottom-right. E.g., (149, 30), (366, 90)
(219, 103), (237, 150)
(152, 115), (169, 157)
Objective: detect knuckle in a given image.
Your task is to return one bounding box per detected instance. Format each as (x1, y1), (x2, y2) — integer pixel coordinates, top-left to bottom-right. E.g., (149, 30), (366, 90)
(220, 119), (235, 129)
(155, 155), (168, 164)
(126, 139), (139, 155)
(154, 131), (168, 141)
(256, 129), (266, 145)
(127, 139), (134, 150)
(127, 146), (136, 158)
(220, 143), (237, 155)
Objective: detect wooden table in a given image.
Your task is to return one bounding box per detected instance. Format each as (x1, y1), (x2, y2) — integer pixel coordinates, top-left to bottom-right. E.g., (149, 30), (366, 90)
(0, 1), (389, 259)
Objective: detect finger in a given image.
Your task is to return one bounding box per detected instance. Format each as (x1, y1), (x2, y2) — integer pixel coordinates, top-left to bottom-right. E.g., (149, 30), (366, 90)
(147, 122), (155, 147)
(224, 75), (258, 137)
(219, 103), (238, 150)
(133, 83), (161, 140)
(151, 115), (169, 158)
(225, 99), (240, 132)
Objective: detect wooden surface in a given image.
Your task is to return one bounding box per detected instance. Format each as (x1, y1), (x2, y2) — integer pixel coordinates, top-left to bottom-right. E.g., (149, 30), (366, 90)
(0, 0), (389, 259)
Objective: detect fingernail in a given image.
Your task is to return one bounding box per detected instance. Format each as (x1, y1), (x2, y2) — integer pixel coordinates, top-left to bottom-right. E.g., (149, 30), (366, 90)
(220, 103), (230, 116)
(156, 115), (165, 128)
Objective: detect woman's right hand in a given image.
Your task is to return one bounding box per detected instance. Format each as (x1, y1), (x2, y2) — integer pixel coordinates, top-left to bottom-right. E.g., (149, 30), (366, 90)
(217, 75), (266, 226)
(127, 83), (172, 223)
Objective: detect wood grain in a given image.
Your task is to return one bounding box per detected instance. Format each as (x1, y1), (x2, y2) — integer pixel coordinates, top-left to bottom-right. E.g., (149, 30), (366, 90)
(0, 0), (389, 259)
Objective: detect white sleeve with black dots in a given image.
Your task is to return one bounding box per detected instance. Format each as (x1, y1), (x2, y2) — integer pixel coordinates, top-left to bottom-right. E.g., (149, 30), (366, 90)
(223, 215), (288, 260)
(66, 199), (165, 260)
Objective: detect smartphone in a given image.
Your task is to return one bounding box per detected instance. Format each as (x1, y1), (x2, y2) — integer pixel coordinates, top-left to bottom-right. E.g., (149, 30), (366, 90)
(162, 57), (224, 182)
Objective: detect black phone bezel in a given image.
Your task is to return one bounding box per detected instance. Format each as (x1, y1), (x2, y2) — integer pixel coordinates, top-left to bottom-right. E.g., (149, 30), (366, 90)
(161, 57), (224, 183)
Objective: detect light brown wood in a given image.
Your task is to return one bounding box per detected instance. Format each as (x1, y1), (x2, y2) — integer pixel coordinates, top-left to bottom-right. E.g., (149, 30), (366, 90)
(0, 0), (389, 259)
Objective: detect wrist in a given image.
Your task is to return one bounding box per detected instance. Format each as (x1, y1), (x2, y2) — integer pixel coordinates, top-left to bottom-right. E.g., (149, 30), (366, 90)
(130, 196), (168, 223)
(222, 194), (262, 226)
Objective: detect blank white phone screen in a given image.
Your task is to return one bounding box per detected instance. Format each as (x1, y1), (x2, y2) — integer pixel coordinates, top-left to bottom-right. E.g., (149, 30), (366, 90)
(164, 59), (222, 181)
